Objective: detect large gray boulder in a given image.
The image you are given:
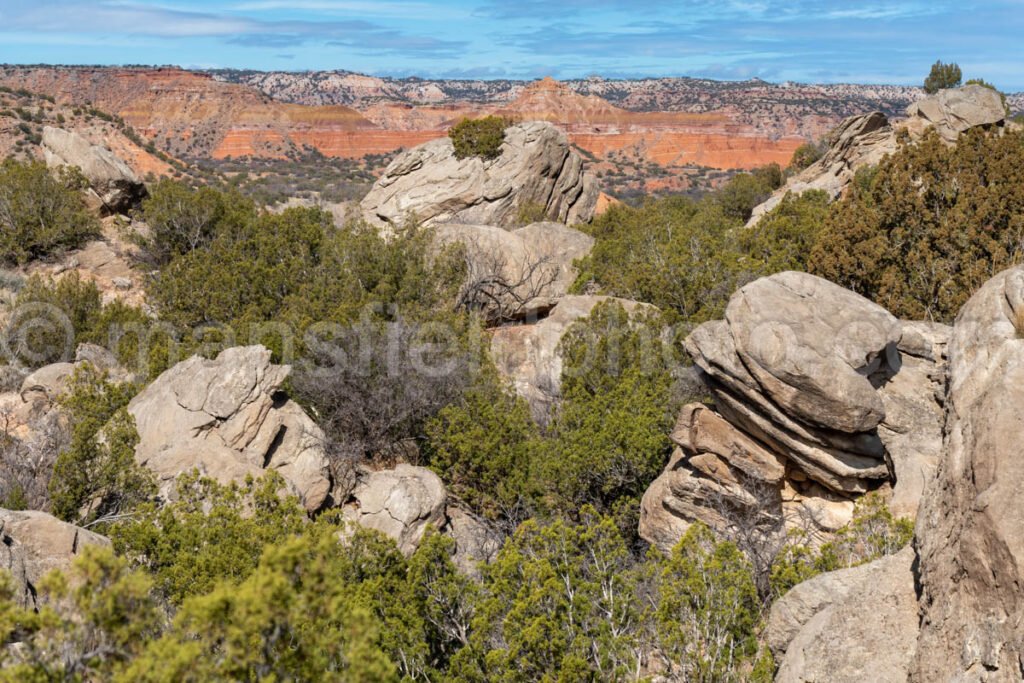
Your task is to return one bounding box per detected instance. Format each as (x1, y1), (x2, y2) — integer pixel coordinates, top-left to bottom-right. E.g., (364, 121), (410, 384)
(0, 509), (110, 609)
(435, 221), (594, 323)
(360, 121), (598, 230)
(770, 546), (919, 683)
(42, 126), (147, 215)
(342, 464), (447, 555)
(127, 346), (331, 512)
(912, 265), (1024, 681)
(685, 272), (898, 494)
(642, 272), (947, 554)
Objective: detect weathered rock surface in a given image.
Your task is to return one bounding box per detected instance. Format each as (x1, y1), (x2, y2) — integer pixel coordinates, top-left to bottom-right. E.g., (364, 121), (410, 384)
(445, 505), (502, 577)
(127, 346), (331, 512)
(877, 321), (949, 518)
(748, 84), (1009, 226)
(641, 271), (946, 552)
(912, 265), (1024, 681)
(770, 546), (919, 682)
(342, 464), (447, 555)
(686, 272), (897, 494)
(360, 121), (599, 230)
(435, 221), (593, 322)
(489, 295), (653, 418)
(0, 509), (110, 609)
(905, 83), (1008, 143)
(42, 126), (147, 215)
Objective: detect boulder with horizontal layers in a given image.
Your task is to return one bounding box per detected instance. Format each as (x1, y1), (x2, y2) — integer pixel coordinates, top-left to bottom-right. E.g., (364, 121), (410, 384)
(126, 346), (331, 512)
(434, 221), (594, 323)
(642, 272), (947, 553)
(684, 272), (898, 494)
(912, 265), (1024, 681)
(0, 508), (110, 609)
(42, 126), (147, 215)
(342, 464), (447, 556)
(769, 546), (919, 683)
(360, 121), (598, 230)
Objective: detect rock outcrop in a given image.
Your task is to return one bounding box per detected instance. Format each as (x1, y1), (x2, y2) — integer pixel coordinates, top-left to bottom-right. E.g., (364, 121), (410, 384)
(435, 221), (594, 322)
(640, 271), (947, 550)
(360, 121), (599, 230)
(126, 346), (332, 512)
(763, 265), (1024, 682)
(342, 464), (447, 556)
(769, 546), (919, 682)
(42, 126), (147, 215)
(0, 509), (110, 609)
(904, 83), (1008, 143)
(912, 265), (1024, 681)
(747, 84), (1009, 226)
(489, 295), (653, 419)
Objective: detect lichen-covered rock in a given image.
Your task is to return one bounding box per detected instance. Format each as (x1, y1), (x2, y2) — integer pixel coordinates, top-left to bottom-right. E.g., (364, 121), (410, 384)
(127, 346), (331, 512)
(360, 121), (598, 230)
(0, 509), (110, 609)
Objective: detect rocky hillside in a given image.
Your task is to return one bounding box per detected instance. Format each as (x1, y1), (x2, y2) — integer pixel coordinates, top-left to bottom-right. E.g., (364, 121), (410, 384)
(0, 85), (173, 179)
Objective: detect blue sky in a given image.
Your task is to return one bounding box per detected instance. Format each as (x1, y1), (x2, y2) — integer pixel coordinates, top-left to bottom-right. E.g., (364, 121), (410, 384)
(1, 0), (1023, 89)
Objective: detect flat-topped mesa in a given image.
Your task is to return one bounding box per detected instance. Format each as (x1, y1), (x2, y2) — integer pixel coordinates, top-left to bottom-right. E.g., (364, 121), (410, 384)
(640, 271), (949, 551)
(360, 121), (599, 230)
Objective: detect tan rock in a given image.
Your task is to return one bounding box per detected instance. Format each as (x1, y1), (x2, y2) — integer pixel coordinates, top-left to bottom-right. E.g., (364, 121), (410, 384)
(343, 464), (447, 555)
(0, 509), (110, 609)
(127, 346), (332, 512)
(770, 546), (918, 682)
(361, 121), (598, 230)
(434, 221), (593, 322)
(42, 126), (147, 215)
(913, 265), (1024, 680)
(489, 295), (653, 418)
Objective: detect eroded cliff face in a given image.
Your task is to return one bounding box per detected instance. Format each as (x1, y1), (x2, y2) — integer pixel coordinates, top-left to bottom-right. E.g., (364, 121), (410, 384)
(0, 67), (809, 171)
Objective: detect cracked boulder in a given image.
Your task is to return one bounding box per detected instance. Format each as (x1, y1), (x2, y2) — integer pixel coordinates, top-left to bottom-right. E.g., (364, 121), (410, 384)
(0, 509), (110, 609)
(342, 464), (447, 555)
(127, 346), (331, 512)
(360, 121), (599, 230)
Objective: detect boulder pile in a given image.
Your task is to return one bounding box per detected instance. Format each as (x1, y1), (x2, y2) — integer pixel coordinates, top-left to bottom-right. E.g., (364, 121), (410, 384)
(640, 271), (948, 551)
(767, 264), (1024, 681)
(127, 346), (332, 512)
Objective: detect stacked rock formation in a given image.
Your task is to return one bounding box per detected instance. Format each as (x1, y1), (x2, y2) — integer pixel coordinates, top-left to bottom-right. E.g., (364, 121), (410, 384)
(360, 121), (599, 230)
(640, 271), (948, 551)
(766, 264), (1024, 681)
